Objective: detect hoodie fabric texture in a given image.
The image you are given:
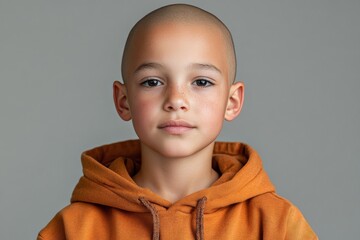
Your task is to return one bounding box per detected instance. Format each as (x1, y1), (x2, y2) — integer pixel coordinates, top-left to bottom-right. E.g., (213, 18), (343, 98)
(38, 140), (317, 240)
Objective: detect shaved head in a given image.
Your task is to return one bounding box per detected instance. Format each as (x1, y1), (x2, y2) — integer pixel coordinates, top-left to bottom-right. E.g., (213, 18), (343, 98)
(121, 4), (237, 83)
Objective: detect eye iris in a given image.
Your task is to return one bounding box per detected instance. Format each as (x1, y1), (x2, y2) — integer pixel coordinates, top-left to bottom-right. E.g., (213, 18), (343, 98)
(197, 80), (207, 86)
(147, 79), (158, 86)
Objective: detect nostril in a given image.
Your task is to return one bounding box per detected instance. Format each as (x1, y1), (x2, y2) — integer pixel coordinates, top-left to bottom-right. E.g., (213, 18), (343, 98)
(163, 96), (189, 112)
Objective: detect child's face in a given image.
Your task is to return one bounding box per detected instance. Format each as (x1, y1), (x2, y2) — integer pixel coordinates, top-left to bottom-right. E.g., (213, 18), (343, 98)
(115, 21), (243, 158)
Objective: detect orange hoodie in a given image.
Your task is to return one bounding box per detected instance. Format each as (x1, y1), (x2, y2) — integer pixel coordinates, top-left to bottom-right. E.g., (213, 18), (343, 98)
(38, 140), (317, 240)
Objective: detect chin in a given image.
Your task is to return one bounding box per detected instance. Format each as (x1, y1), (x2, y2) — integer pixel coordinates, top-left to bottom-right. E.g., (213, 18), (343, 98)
(160, 149), (195, 159)
(154, 140), (215, 159)
(154, 145), (195, 158)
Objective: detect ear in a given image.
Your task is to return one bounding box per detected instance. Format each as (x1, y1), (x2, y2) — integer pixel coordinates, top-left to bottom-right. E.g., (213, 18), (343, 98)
(113, 81), (132, 121)
(224, 81), (244, 121)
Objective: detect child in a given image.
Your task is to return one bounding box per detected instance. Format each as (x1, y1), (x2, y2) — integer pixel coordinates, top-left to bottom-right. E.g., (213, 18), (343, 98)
(38, 4), (317, 240)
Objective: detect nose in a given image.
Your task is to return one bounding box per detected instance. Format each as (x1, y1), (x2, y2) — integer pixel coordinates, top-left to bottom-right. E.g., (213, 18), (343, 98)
(163, 85), (189, 112)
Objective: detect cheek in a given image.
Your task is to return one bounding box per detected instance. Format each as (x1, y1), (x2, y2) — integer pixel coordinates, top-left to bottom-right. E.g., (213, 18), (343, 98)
(129, 95), (160, 128)
(193, 91), (228, 119)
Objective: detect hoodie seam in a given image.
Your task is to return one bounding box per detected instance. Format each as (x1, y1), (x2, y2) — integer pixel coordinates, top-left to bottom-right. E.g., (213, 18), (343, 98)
(37, 233), (44, 240)
(267, 193), (293, 207)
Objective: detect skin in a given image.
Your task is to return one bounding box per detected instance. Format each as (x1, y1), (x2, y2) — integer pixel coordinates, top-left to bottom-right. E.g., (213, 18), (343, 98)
(113, 17), (244, 203)
(121, 4), (237, 84)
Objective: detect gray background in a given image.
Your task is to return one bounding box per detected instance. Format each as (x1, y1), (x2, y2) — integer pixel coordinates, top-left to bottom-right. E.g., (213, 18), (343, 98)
(1, 0), (359, 239)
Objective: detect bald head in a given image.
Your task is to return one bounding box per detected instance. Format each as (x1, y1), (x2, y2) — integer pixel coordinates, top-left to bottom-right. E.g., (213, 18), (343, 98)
(121, 4), (237, 83)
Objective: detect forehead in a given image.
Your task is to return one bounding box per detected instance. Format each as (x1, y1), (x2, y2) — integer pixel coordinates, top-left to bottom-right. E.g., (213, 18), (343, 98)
(125, 21), (230, 77)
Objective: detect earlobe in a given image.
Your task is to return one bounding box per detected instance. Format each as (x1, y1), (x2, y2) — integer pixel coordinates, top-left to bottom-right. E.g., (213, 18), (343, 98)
(224, 81), (244, 121)
(113, 81), (132, 121)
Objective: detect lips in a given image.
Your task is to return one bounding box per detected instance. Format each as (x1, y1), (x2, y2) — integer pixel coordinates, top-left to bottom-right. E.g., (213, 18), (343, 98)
(158, 120), (195, 134)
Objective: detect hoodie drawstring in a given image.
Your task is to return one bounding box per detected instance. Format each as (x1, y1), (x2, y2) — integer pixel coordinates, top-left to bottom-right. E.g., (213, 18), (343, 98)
(195, 196), (207, 240)
(139, 197), (160, 240)
(139, 196), (207, 240)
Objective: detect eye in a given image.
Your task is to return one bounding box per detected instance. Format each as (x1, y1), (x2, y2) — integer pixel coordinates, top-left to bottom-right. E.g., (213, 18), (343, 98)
(141, 79), (163, 87)
(193, 79), (214, 87)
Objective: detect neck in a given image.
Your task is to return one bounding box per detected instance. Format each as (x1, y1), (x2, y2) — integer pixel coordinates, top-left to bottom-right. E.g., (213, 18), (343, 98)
(133, 142), (219, 203)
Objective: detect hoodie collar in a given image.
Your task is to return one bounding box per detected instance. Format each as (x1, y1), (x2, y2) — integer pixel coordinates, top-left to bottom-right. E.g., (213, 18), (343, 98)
(71, 140), (275, 213)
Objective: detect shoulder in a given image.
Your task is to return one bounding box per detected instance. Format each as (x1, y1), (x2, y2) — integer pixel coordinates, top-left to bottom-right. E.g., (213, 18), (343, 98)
(247, 192), (295, 212)
(60, 201), (107, 214)
(246, 193), (318, 239)
(247, 192), (309, 224)
(48, 202), (116, 224)
(37, 202), (111, 240)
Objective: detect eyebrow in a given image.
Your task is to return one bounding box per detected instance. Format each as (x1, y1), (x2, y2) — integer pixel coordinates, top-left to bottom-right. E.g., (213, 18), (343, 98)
(134, 62), (164, 74)
(189, 63), (222, 75)
(133, 62), (222, 75)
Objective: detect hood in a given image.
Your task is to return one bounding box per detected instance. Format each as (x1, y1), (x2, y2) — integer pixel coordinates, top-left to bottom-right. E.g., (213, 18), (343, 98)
(71, 140), (275, 214)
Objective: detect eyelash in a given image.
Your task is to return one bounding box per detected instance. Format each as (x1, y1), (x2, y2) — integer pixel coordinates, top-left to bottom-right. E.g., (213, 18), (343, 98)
(192, 79), (214, 87)
(140, 78), (214, 88)
(140, 79), (163, 87)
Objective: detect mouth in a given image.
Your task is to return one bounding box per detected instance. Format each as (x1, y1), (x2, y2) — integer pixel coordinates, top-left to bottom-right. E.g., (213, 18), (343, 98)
(158, 120), (195, 134)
